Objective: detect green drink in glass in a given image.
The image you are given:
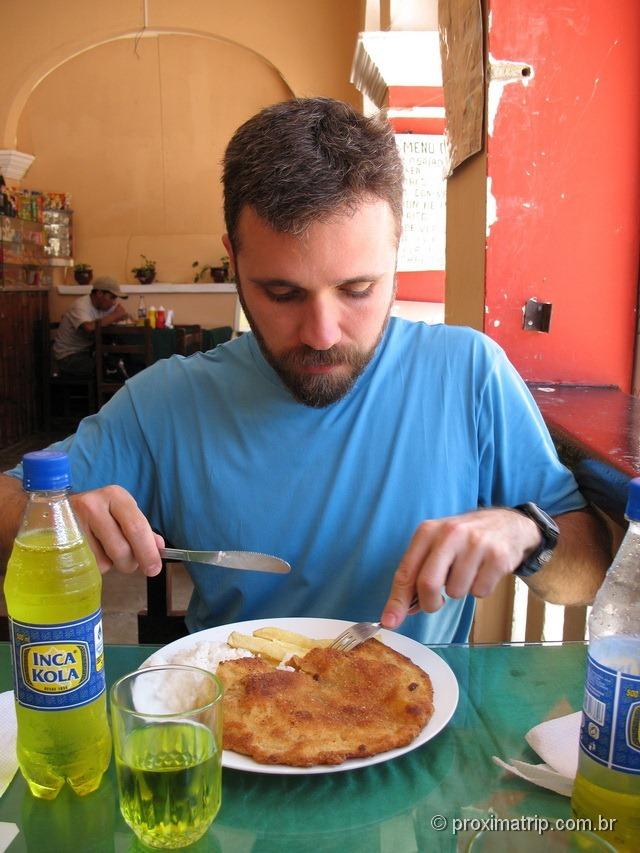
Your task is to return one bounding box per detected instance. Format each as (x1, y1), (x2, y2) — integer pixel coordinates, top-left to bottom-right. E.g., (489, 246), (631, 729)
(111, 665), (223, 849)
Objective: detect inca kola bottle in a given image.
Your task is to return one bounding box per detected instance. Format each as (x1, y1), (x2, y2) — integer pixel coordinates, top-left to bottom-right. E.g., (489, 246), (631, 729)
(4, 451), (111, 799)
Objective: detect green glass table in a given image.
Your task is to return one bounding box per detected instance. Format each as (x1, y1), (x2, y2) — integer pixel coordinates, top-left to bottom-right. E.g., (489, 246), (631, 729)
(0, 642), (587, 852)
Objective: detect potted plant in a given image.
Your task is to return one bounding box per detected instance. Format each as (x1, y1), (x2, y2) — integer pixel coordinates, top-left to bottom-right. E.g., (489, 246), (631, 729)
(73, 263), (93, 285)
(131, 254), (156, 284)
(191, 257), (229, 283)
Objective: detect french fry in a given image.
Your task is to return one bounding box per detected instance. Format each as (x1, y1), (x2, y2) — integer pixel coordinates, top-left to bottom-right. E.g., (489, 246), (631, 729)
(253, 627), (331, 649)
(227, 631), (308, 663)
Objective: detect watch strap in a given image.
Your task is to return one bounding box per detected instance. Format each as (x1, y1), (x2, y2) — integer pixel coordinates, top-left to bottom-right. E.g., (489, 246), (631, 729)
(513, 502), (559, 578)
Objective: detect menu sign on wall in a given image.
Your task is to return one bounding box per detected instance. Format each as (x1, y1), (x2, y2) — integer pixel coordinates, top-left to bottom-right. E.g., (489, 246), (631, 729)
(395, 134), (447, 272)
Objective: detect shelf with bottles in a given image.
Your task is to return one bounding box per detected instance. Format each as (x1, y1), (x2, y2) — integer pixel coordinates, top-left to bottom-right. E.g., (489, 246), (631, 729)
(0, 181), (73, 268)
(1, 276), (49, 291)
(0, 262), (52, 289)
(0, 214), (52, 288)
(1, 214), (46, 254)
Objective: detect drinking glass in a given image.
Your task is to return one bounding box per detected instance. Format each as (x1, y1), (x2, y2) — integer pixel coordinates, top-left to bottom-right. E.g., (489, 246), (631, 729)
(110, 665), (223, 849)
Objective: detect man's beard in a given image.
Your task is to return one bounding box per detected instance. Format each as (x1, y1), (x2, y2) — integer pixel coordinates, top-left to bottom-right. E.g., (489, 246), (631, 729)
(237, 285), (392, 408)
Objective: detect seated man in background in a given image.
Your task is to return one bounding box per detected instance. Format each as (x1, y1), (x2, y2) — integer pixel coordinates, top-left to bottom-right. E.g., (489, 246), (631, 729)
(0, 98), (610, 644)
(53, 276), (129, 377)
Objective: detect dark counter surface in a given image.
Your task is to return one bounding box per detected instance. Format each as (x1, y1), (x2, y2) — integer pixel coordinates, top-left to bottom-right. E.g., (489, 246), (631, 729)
(529, 383), (638, 523)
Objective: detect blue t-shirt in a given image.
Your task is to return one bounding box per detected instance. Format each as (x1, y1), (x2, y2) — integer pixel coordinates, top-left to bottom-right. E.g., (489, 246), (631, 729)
(7, 319), (585, 643)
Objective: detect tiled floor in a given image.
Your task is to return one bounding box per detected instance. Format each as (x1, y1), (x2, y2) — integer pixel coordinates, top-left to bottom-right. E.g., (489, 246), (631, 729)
(0, 560), (194, 646)
(1, 431), (194, 645)
(100, 564), (193, 644)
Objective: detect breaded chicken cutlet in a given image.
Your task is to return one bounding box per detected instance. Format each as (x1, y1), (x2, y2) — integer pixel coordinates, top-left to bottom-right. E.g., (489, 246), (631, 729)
(217, 637), (434, 766)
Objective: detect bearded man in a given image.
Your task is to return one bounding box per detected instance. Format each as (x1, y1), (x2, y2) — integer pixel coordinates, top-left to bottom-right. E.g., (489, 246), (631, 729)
(0, 99), (608, 643)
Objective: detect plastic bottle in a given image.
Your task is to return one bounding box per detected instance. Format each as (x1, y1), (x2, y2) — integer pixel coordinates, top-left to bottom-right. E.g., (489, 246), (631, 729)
(137, 296), (147, 326)
(571, 477), (640, 850)
(156, 305), (166, 329)
(147, 305), (156, 328)
(4, 451), (112, 799)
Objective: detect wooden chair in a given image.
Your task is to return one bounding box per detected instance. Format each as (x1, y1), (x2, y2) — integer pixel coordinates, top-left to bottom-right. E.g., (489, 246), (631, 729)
(233, 296), (251, 336)
(42, 322), (97, 430)
(201, 326), (233, 350)
(137, 558), (189, 644)
(95, 323), (154, 407)
(471, 502), (623, 645)
(174, 324), (203, 356)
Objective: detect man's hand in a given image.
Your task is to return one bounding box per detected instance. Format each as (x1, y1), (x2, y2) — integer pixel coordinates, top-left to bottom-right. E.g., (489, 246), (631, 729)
(0, 476), (163, 576)
(109, 303), (128, 323)
(381, 508), (540, 629)
(81, 302), (129, 333)
(70, 485), (164, 576)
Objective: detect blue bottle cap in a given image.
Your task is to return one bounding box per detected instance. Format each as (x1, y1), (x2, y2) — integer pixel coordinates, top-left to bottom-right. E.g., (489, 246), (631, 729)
(22, 451), (71, 492)
(625, 477), (640, 521)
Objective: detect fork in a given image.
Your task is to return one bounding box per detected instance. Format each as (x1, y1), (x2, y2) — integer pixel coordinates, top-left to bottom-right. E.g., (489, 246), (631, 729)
(329, 595), (420, 652)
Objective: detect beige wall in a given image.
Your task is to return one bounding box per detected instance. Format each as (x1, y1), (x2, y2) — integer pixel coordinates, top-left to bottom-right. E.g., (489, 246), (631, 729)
(2, 0), (363, 316)
(48, 286), (238, 329)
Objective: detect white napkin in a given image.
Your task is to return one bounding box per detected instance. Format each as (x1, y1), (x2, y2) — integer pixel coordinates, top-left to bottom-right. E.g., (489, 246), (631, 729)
(492, 710), (582, 797)
(0, 824), (19, 853)
(0, 692), (18, 798)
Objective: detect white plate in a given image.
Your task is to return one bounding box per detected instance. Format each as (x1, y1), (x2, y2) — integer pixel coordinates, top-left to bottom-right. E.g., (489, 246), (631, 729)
(142, 617), (459, 775)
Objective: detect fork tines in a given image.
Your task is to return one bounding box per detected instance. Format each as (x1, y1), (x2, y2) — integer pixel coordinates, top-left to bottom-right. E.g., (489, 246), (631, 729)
(329, 621), (381, 652)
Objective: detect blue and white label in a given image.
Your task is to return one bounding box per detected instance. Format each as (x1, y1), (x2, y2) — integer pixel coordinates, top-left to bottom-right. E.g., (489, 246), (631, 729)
(10, 609), (106, 711)
(579, 651), (640, 774)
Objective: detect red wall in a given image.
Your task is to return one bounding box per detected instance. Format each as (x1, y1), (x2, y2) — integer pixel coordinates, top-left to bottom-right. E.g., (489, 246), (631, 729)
(484, 0), (640, 391)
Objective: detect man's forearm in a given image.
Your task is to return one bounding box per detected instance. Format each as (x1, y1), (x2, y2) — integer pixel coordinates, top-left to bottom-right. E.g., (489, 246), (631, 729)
(0, 474), (27, 569)
(99, 312), (124, 328)
(525, 507), (611, 605)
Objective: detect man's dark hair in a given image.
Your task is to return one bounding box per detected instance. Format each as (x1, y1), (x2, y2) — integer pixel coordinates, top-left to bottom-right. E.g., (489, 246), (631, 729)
(223, 97), (403, 250)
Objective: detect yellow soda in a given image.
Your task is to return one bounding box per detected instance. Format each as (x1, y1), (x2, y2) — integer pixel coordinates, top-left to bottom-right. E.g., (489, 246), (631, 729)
(571, 476), (640, 851)
(115, 721), (221, 848)
(572, 751), (639, 851)
(4, 451), (111, 799)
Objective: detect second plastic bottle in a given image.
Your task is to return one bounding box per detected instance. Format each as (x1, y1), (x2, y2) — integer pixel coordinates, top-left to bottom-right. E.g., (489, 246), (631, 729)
(571, 477), (640, 850)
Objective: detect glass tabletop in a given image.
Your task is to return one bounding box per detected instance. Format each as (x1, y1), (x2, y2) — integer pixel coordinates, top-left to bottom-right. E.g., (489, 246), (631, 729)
(0, 642), (587, 852)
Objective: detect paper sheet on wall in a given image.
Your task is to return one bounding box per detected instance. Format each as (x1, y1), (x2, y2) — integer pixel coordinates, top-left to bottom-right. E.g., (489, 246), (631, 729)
(395, 134), (447, 272)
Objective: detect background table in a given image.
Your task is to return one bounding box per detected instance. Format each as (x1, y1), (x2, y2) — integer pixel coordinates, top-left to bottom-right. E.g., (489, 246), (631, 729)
(151, 325), (233, 360)
(0, 642), (587, 852)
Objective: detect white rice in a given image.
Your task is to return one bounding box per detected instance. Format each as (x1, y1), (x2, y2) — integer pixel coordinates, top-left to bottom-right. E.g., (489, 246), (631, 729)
(149, 640), (254, 672)
(135, 641), (254, 715)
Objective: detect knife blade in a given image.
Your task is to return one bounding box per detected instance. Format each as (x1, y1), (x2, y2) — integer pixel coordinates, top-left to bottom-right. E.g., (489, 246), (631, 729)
(159, 547), (291, 574)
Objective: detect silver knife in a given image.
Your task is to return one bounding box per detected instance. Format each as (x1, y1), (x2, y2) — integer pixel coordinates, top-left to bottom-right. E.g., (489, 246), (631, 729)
(159, 547), (291, 574)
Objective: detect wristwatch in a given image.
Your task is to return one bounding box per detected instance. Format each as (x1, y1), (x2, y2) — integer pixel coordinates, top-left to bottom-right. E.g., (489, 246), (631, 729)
(512, 502), (560, 578)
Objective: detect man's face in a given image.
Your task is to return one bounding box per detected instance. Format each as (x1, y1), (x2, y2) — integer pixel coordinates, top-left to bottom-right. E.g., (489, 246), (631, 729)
(92, 290), (118, 311)
(224, 200), (398, 407)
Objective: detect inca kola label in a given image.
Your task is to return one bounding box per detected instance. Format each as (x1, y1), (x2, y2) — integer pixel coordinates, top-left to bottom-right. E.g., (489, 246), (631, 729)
(21, 643), (89, 694)
(9, 609), (106, 710)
